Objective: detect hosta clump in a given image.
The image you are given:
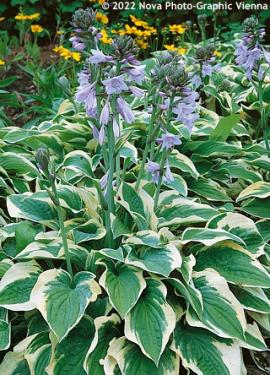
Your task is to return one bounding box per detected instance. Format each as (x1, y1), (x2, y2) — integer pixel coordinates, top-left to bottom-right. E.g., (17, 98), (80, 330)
(1, 8), (270, 375)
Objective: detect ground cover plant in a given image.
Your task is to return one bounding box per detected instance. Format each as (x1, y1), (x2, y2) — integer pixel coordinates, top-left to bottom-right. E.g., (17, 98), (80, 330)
(0, 1), (270, 375)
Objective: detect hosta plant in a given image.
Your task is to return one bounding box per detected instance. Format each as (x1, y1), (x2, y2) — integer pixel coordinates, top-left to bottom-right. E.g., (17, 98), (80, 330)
(0, 9), (270, 375)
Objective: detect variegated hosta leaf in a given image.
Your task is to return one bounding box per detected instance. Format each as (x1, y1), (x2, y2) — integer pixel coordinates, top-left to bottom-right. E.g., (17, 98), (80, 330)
(163, 174), (188, 197)
(72, 220), (106, 244)
(0, 260), (41, 311)
(16, 239), (88, 268)
(187, 177), (231, 202)
(238, 323), (267, 351)
(0, 351), (30, 375)
(0, 307), (10, 350)
(125, 244), (182, 277)
(171, 323), (242, 375)
(84, 314), (121, 375)
(124, 230), (161, 248)
(0, 152), (39, 177)
(104, 337), (179, 375)
(207, 212), (265, 256)
(236, 181), (270, 202)
(157, 197), (217, 228)
(230, 285), (270, 313)
(7, 193), (57, 225)
(25, 332), (51, 375)
(168, 149), (199, 179)
(182, 227), (245, 246)
(116, 182), (157, 231)
(99, 260), (146, 318)
(47, 317), (94, 375)
(124, 278), (176, 365)
(187, 270), (246, 340)
(167, 277), (203, 318)
(180, 254), (196, 284)
(62, 150), (93, 177)
(31, 269), (101, 341)
(195, 241), (270, 288)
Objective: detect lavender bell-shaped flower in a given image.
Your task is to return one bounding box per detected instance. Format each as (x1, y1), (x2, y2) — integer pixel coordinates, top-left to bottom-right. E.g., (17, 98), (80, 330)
(70, 36), (85, 51)
(100, 99), (110, 126)
(163, 160), (174, 183)
(146, 161), (160, 184)
(102, 75), (129, 95)
(117, 97), (134, 124)
(157, 131), (182, 150)
(88, 49), (114, 64)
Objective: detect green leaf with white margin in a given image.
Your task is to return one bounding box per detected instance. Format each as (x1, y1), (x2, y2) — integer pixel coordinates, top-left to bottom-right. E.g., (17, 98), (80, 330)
(99, 260), (146, 318)
(157, 197), (217, 228)
(0, 307), (10, 350)
(31, 269), (101, 341)
(16, 239), (88, 266)
(62, 150), (93, 177)
(72, 220), (106, 244)
(171, 323), (242, 375)
(0, 260), (41, 311)
(241, 198), (270, 219)
(105, 336), (179, 375)
(209, 113), (241, 142)
(0, 351), (30, 375)
(120, 141), (138, 163)
(163, 174), (188, 197)
(125, 244), (182, 277)
(84, 314), (121, 375)
(230, 285), (270, 313)
(47, 317), (94, 375)
(110, 214), (131, 239)
(24, 332), (51, 375)
(238, 323), (267, 351)
(7, 193), (57, 225)
(182, 227), (245, 246)
(207, 212), (265, 256)
(187, 270), (246, 340)
(168, 149), (199, 179)
(195, 241), (270, 288)
(167, 277), (203, 318)
(187, 177), (231, 202)
(124, 230), (161, 248)
(236, 181), (270, 202)
(124, 278), (176, 365)
(0, 152), (39, 177)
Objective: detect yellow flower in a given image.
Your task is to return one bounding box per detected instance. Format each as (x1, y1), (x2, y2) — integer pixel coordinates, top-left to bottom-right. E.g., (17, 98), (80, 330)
(100, 29), (112, 44)
(0, 59), (5, 65)
(214, 50), (221, 58)
(0, 17), (5, 22)
(169, 24), (186, 34)
(164, 44), (177, 51)
(130, 15), (148, 28)
(31, 24), (43, 33)
(89, 0), (105, 3)
(56, 30), (64, 35)
(178, 47), (186, 55)
(96, 12), (109, 25)
(15, 12), (40, 21)
(53, 46), (81, 61)
(136, 38), (148, 50)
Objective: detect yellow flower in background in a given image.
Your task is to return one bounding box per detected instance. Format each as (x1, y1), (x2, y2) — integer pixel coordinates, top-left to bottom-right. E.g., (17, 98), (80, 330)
(100, 29), (112, 44)
(56, 30), (64, 35)
(89, 0), (106, 3)
(0, 17), (5, 22)
(136, 38), (148, 50)
(169, 24), (186, 34)
(15, 12), (40, 21)
(0, 59), (5, 65)
(112, 29), (126, 36)
(31, 24), (43, 33)
(164, 44), (186, 55)
(214, 50), (221, 57)
(130, 15), (148, 28)
(96, 12), (109, 24)
(53, 46), (81, 61)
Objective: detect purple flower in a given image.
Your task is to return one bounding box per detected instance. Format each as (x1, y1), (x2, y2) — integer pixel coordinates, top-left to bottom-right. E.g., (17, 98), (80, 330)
(146, 161), (160, 184)
(236, 42), (261, 80)
(102, 75), (129, 95)
(88, 49), (114, 64)
(113, 118), (120, 138)
(100, 99), (110, 126)
(75, 82), (97, 114)
(70, 36), (85, 51)
(99, 125), (105, 145)
(163, 160), (174, 183)
(126, 65), (145, 84)
(100, 171), (109, 190)
(172, 93), (199, 133)
(202, 63), (213, 78)
(191, 74), (202, 89)
(129, 85), (145, 98)
(264, 50), (270, 64)
(92, 125), (99, 140)
(258, 65), (264, 81)
(117, 97), (134, 124)
(157, 131), (181, 150)
(77, 70), (90, 86)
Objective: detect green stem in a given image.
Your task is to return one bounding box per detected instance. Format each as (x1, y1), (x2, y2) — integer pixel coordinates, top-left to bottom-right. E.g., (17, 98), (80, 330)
(51, 181), (73, 279)
(258, 80), (269, 150)
(153, 150), (167, 211)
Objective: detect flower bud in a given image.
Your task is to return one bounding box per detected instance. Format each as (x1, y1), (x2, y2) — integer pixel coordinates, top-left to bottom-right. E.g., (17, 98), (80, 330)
(36, 147), (50, 174)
